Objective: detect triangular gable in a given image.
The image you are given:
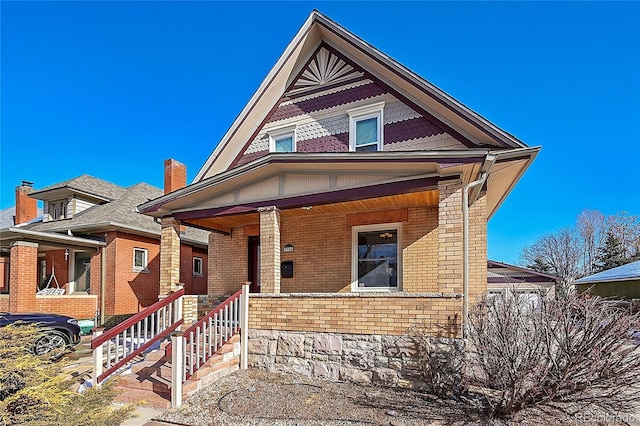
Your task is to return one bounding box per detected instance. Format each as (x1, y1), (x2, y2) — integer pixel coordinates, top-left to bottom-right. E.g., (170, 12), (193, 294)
(194, 11), (529, 182)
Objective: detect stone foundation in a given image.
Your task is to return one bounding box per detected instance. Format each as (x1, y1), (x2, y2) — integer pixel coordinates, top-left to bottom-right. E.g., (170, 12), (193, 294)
(247, 329), (463, 389)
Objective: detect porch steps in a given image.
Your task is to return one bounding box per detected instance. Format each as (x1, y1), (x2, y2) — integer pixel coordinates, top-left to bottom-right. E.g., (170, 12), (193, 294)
(112, 336), (240, 409)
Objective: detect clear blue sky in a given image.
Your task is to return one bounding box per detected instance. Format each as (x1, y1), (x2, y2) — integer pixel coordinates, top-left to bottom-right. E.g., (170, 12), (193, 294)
(1, 1), (639, 265)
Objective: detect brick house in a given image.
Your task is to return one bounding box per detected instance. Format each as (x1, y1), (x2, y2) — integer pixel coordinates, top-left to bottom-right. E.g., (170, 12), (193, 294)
(138, 11), (540, 385)
(0, 160), (209, 326)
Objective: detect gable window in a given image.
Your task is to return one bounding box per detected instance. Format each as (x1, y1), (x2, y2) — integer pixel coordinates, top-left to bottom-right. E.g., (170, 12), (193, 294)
(193, 256), (203, 276)
(348, 102), (384, 152)
(268, 125), (297, 153)
(352, 223), (401, 291)
(133, 248), (148, 272)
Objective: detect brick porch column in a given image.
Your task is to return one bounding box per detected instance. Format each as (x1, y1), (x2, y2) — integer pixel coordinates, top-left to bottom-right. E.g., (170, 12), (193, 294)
(9, 241), (38, 312)
(467, 193), (488, 301)
(438, 179), (463, 293)
(160, 217), (181, 295)
(258, 206), (280, 294)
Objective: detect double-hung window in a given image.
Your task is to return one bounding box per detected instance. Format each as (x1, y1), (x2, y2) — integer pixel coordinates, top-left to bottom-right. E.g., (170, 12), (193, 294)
(352, 223), (401, 291)
(133, 248), (148, 272)
(193, 256), (203, 276)
(268, 125), (297, 153)
(348, 102), (384, 152)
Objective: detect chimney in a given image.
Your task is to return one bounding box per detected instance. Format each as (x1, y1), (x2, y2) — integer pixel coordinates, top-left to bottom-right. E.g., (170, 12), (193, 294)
(15, 181), (38, 225)
(164, 159), (187, 194)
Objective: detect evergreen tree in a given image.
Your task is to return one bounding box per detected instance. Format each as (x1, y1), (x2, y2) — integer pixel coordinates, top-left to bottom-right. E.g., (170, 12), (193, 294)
(594, 230), (629, 272)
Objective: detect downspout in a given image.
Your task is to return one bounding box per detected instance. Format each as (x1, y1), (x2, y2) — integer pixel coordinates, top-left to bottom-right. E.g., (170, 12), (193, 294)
(462, 154), (495, 338)
(100, 246), (106, 326)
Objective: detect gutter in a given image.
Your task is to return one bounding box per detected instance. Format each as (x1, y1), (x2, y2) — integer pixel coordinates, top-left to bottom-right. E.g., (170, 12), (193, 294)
(462, 154), (496, 338)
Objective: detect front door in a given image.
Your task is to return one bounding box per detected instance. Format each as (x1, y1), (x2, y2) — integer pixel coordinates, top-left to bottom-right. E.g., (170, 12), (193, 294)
(248, 236), (260, 293)
(74, 252), (91, 293)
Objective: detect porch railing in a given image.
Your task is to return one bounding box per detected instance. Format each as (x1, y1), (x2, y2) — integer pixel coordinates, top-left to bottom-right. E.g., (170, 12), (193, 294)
(171, 284), (249, 408)
(91, 288), (185, 385)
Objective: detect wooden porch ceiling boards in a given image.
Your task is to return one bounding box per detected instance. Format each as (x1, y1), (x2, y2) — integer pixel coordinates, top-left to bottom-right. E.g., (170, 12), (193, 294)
(181, 190), (438, 234)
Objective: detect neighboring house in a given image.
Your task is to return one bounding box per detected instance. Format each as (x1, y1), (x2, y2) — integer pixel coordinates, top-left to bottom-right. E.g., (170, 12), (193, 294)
(0, 160), (209, 326)
(137, 11), (540, 386)
(487, 260), (560, 303)
(574, 260), (640, 299)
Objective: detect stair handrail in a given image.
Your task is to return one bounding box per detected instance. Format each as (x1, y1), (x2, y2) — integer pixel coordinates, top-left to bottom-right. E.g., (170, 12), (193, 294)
(92, 287), (185, 384)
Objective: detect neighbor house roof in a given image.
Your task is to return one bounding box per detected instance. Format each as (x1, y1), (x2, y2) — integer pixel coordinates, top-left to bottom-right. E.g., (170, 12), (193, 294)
(574, 260), (640, 284)
(487, 260), (561, 284)
(0, 206), (43, 229)
(1, 178), (209, 248)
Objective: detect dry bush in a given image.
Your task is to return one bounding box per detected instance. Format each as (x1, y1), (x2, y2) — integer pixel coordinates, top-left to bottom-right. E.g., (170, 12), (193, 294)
(467, 290), (640, 418)
(0, 324), (135, 425)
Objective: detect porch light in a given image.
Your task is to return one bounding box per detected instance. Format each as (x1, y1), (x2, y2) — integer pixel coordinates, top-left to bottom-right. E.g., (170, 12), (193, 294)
(301, 206), (312, 211)
(64, 249), (69, 261)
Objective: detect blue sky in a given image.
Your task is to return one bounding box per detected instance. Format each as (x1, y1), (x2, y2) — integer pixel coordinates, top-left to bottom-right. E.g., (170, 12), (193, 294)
(1, 1), (639, 265)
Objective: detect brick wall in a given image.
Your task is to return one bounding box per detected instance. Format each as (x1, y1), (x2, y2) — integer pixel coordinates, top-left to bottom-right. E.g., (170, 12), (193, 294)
(209, 205), (442, 294)
(105, 231), (160, 318)
(0, 257), (8, 293)
(0, 295), (8, 311)
(46, 250), (69, 291)
(9, 241), (38, 312)
(468, 194), (488, 300)
(437, 179), (463, 293)
(179, 246), (208, 295)
(249, 293), (462, 337)
(34, 295), (98, 319)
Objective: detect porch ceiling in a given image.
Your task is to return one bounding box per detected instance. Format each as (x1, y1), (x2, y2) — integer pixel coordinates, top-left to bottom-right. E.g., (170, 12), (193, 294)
(182, 190), (438, 234)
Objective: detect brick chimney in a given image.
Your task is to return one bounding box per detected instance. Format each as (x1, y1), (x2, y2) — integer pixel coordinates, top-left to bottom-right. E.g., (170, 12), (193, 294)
(164, 159), (187, 194)
(15, 181), (38, 225)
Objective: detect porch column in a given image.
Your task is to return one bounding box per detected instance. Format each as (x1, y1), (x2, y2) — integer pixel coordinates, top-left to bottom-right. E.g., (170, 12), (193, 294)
(160, 217), (181, 296)
(258, 206), (280, 294)
(438, 179), (463, 293)
(9, 241), (38, 312)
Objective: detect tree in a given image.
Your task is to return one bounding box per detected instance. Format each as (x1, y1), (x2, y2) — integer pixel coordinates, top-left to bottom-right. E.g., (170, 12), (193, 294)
(0, 324), (135, 425)
(595, 230), (630, 272)
(576, 209), (604, 276)
(521, 227), (582, 284)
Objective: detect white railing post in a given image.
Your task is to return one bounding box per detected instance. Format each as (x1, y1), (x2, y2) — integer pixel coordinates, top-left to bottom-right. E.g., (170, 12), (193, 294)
(171, 332), (184, 408)
(92, 330), (104, 387)
(240, 284), (250, 370)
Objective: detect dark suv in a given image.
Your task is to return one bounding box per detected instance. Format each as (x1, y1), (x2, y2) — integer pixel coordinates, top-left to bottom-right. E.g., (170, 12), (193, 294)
(0, 312), (82, 356)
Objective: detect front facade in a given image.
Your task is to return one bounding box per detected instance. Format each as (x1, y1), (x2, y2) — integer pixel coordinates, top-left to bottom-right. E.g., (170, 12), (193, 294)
(139, 11), (539, 386)
(0, 161), (209, 326)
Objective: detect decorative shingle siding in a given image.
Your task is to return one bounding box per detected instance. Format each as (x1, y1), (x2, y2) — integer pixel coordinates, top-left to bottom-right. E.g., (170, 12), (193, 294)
(232, 80), (460, 168)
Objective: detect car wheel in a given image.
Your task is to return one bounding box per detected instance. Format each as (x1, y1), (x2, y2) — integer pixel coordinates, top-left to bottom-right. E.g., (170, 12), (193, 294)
(33, 331), (69, 357)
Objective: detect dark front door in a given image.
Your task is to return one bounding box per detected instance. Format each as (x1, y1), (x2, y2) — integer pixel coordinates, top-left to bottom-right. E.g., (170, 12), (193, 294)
(248, 236), (260, 293)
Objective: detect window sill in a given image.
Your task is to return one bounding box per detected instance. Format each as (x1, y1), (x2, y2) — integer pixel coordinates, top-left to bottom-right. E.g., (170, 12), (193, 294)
(133, 268), (150, 274)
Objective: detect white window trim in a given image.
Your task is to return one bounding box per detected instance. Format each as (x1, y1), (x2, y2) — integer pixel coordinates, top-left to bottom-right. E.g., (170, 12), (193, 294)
(348, 101), (385, 152)
(267, 124), (297, 153)
(133, 247), (148, 272)
(351, 222), (402, 292)
(193, 256), (203, 276)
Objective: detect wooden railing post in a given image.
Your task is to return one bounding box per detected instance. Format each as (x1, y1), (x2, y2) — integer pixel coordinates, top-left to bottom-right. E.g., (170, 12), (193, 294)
(171, 332), (184, 408)
(92, 329), (103, 388)
(240, 284), (250, 370)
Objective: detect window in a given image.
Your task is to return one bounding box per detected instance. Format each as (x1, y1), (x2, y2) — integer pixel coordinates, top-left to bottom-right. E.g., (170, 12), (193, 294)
(193, 257), (203, 276)
(133, 248), (148, 271)
(268, 125), (296, 153)
(348, 102), (384, 152)
(352, 223), (401, 291)
(50, 200), (68, 220)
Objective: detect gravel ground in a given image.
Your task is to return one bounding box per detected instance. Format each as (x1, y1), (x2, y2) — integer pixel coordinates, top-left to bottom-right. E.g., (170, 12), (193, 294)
(158, 369), (620, 426)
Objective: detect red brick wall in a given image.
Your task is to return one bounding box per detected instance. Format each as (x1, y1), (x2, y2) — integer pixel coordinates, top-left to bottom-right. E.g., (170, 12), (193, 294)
(35, 295), (97, 319)
(180, 245), (208, 295)
(105, 231), (160, 317)
(0, 258), (9, 293)
(0, 295), (8, 311)
(9, 242), (38, 312)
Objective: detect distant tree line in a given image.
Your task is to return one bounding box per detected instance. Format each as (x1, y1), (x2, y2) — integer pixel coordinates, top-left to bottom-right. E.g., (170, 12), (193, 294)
(520, 210), (640, 284)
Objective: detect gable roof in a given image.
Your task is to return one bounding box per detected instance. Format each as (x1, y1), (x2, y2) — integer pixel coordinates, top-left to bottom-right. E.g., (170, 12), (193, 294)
(194, 10), (532, 182)
(574, 260), (640, 284)
(488, 260), (561, 284)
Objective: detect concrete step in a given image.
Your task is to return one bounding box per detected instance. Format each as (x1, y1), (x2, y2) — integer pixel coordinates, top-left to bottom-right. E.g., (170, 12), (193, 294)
(113, 386), (171, 410)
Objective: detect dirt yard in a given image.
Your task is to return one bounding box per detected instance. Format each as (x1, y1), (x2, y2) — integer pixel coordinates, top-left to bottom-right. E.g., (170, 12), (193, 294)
(158, 368), (628, 426)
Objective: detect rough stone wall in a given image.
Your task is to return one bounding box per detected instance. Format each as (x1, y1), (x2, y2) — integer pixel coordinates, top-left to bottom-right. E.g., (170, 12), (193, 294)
(247, 329), (463, 389)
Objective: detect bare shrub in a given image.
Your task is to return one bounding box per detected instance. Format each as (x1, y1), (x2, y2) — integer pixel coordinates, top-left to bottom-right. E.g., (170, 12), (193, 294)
(467, 290), (640, 418)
